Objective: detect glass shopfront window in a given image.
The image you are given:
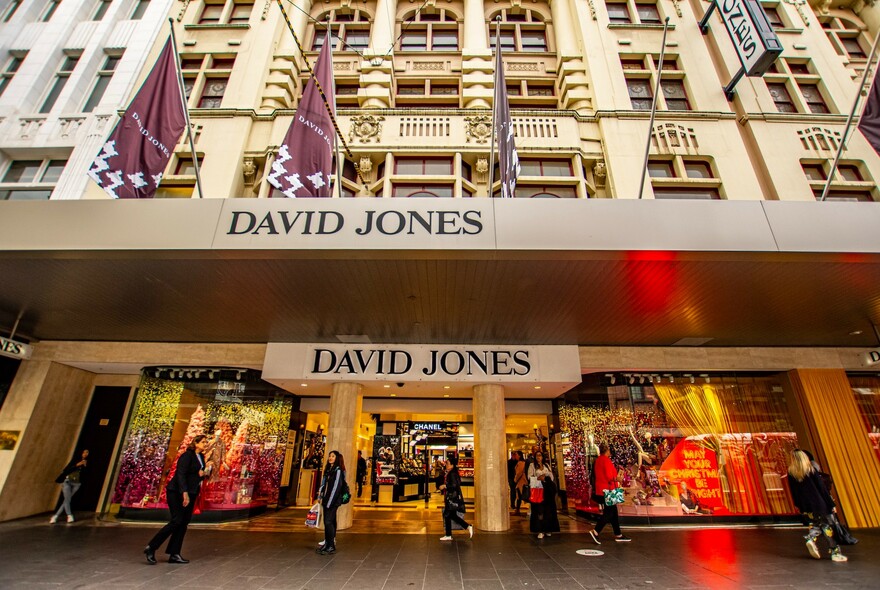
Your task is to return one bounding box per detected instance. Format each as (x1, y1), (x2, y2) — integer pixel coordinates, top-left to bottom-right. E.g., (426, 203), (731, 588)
(558, 373), (801, 522)
(848, 374), (880, 462)
(106, 368), (294, 522)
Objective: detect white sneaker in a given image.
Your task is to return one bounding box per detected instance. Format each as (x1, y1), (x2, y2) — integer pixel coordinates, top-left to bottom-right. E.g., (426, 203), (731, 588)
(537, 533), (544, 539)
(66, 515), (74, 523)
(806, 539), (820, 560)
(49, 515), (58, 524)
(468, 525), (474, 539)
(588, 530), (601, 545)
(831, 551), (848, 563)
(439, 536), (453, 541)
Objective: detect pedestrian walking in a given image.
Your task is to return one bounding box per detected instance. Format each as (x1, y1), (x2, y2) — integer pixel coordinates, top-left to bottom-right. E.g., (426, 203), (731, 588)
(507, 450), (519, 509)
(356, 450), (367, 498)
(316, 450), (347, 555)
(513, 451), (527, 515)
(438, 457), (473, 541)
(528, 451), (560, 539)
(50, 449), (89, 524)
(588, 443), (630, 544)
(787, 449), (847, 562)
(144, 434), (211, 564)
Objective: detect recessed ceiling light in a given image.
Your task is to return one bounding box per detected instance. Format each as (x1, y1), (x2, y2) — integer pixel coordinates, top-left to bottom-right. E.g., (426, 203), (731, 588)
(533, 386), (541, 390)
(443, 385), (450, 389)
(383, 384), (391, 388)
(390, 393), (397, 397)
(850, 330), (863, 335)
(300, 383), (307, 387)
(443, 394), (450, 398)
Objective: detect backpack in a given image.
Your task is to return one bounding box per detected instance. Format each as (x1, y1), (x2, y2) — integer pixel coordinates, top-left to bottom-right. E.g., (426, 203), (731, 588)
(340, 476), (351, 504)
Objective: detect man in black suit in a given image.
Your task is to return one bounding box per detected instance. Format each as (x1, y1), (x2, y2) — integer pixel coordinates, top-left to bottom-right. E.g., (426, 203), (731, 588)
(144, 434), (211, 564)
(356, 451), (367, 498)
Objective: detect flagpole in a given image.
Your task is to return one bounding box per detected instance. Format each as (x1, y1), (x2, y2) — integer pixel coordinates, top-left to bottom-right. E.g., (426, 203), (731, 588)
(819, 33), (880, 201)
(637, 17), (671, 200)
(168, 19), (205, 199)
(487, 17), (501, 198)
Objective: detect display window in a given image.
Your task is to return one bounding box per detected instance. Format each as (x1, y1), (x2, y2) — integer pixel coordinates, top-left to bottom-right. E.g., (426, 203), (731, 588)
(107, 369), (294, 522)
(848, 374), (880, 462)
(559, 373), (801, 521)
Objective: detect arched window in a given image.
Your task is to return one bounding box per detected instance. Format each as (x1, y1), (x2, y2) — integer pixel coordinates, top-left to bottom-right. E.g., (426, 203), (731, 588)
(487, 8), (548, 53)
(311, 8), (372, 53)
(399, 8), (460, 51)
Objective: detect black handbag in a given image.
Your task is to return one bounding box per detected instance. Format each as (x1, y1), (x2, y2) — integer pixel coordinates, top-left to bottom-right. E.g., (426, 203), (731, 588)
(829, 513), (858, 545)
(520, 484), (531, 503)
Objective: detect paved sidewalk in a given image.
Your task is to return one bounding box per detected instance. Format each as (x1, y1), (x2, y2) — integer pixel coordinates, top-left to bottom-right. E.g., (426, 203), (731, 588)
(0, 514), (877, 589)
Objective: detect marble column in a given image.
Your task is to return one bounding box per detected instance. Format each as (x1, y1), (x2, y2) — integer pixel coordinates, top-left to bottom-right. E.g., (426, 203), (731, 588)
(472, 383), (509, 531)
(324, 382), (363, 529)
(461, 0), (492, 109)
(360, 0), (397, 107)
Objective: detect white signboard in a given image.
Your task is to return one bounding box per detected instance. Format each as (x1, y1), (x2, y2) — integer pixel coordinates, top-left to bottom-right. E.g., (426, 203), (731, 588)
(716, 0), (782, 76)
(862, 349), (880, 367)
(0, 336), (32, 360)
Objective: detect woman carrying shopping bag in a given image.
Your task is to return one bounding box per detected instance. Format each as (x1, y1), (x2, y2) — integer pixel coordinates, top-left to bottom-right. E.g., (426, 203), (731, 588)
(438, 457), (473, 541)
(588, 443), (630, 544)
(316, 450), (349, 555)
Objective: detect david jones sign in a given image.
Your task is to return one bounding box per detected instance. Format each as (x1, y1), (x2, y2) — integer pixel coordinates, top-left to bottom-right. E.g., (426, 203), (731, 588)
(311, 347), (532, 377)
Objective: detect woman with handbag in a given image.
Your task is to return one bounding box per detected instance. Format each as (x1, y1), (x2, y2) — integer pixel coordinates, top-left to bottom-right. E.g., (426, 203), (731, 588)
(588, 443), (630, 544)
(50, 449), (89, 524)
(528, 452), (560, 539)
(787, 449), (847, 562)
(316, 450), (347, 555)
(438, 457), (473, 541)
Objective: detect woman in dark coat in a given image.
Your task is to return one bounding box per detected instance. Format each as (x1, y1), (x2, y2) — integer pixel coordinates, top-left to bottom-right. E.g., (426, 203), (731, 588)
(317, 450), (347, 555)
(528, 451), (560, 539)
(438, 457), (473, 541)
(787, 449), (846, 562)
(51, 449), (89, 524)
(144, 434), (211, 564)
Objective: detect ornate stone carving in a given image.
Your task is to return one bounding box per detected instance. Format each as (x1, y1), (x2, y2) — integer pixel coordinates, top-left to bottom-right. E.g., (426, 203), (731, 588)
(671, 0), (683, 17)
(242, 158), (256, 185)
(782, 0), (810, 27)
(508, 62), (540, 72)
(262, 0), (271, 19)
(359, 156), (373, 175)
(18, 118), (43, 140)
(57, 117), (84, 139)
(464, 115), (492, 144)
(334, 62), (352, 70)
(349, 115), (384, 143)
(797, 126), (842, 152)
(588, 0), (596, 20)
(413, 61), (445, 70)
(476, 158), (489, 174)
(592, 161), (607, 188)
(652, 123), (698, 152)
(177, 0), (190, 21)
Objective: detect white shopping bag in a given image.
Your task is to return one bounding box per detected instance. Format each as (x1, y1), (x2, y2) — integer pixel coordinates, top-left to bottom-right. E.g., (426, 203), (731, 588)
(305, 502), (322, 528)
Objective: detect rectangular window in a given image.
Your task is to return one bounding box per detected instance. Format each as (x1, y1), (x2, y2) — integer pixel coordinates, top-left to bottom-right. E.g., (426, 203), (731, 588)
(620, 58), (645, 70)
(684, 161), (713, 179)
(394, 157), (454, 175)
(431, 29), (458, 50)
(647, 160), (675, 178)
(229, 2), (252, 23)
(520, 159), (572, 176)
(131, 0), (149, 19)
(627, 78), (653, 110)
(653, 187), (721, 199)
(197, 77), (227, 108)
(801, 163), (826, 181)
(199, 4), (223, 23)
(520, 31), (547, 52)
(636, 3), (661, 23)
(401, 30), (428, 51)
(40, 56), (79, 114)
(607, 2), (631, 23)
(3, 160), (42, 183)
(661, 80), (690, 110)
(397, 84), (425, 95)
(514, 186), (577, 198)
(210, 57), (236, 70)
(837, 164), (863, 182)
(430, 84), (458, 95)
(391, 184), (454, 197)
(82, 55), (120, 112)
(815, 189), (873, 201)
(41, 0), (60, 22)
(345, 29), (370, 50)
(2, 0), (21, 22)
(92, 0), (111, 20)
(174, 158), (195, 176)
(0, 159), (66, 200)
(763, 6), (784, 28)
(0, 56), (23, 98)
(841, 36), (867, 59)
(798, 82), (829, 113)
(768, 82), (796, 112)
(489, 30), (516, 52)
(40, 160), (67, 183)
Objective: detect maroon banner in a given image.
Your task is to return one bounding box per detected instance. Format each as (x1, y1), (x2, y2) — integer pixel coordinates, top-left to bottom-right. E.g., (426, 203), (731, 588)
(858, 68), (880, 156)
(494, 37), (520, 198)
(88, 37), (187, 199)
(268, 27), (336, 198)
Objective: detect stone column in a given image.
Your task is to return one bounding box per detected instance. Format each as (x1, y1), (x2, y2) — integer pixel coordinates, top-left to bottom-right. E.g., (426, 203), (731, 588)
(324, 382), (363, 529)
(472, 383), (509, 531)
(360, 0), (397, 107)
(550, 0), (592, 110)
(0, 359), (95, 521)
(461, 0), (492, 109)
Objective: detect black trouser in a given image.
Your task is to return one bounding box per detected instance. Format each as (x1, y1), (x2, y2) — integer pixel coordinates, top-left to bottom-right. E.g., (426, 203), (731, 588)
(356, 476), (364, 497)
(148, 490), (196, 555)
(509, 480), (516, 508)
(323, 504), (339, 549)
(444, 509), (470, 536)
(593, 496), (621, 536)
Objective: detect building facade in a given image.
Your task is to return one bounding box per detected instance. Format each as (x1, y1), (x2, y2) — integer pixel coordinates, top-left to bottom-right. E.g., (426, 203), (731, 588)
(1, 0), (880, 532)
